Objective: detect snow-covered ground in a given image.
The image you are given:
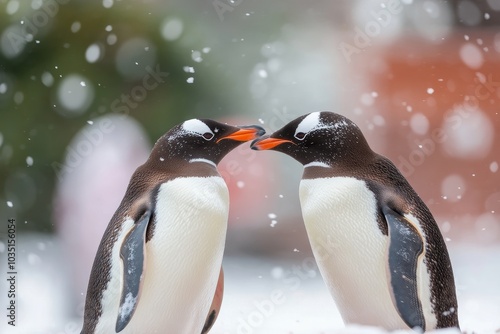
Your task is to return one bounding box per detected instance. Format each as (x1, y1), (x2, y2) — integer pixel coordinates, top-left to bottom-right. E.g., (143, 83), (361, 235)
(0, 235), (498, 334)
(211, 244), (500, 334)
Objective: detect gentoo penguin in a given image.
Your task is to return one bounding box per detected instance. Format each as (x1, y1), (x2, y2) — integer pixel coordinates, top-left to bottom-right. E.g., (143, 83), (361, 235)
(81, 119), (265, 334)
(251, 111), (459, 331)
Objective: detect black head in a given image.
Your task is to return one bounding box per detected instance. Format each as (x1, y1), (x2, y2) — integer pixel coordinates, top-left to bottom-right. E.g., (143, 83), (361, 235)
(151, 118), (265, 167)
(251, 111), (372, 167)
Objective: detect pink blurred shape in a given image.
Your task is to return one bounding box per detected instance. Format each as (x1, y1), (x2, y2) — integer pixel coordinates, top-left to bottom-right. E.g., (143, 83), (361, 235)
(53, 115), (151, 308)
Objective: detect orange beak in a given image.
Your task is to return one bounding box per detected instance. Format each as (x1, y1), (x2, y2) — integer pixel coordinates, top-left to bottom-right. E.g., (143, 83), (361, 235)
(251, 137), (295, 150)
(217, 126), (265, 143)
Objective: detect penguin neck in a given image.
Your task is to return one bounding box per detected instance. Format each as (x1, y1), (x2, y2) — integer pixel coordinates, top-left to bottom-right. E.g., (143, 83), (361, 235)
(303, 164), (336, 179)
(302, 150), (376, 180)
(143, 156), (220, 179)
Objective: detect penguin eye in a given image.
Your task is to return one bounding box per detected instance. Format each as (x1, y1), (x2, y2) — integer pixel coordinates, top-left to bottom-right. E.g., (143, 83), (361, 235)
(202, 132), (214, 140)
(295, 132), (306, 140)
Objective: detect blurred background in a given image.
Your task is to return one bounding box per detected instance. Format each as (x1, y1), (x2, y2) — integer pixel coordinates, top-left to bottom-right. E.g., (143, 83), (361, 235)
(0, 0), (499, 333)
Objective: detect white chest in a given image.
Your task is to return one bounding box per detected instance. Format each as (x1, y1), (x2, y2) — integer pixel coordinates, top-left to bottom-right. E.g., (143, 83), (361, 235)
(299, 176), (409, 329)
(96, 176), (229, 334)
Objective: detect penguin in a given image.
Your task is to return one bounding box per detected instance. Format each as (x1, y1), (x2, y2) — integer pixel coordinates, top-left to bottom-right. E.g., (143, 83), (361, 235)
(81, 119), (265, 334)
(251, 111), (459, 331)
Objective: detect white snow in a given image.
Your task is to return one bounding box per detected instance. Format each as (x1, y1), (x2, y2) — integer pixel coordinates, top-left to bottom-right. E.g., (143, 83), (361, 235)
(186, 77), (194, 83)
(6, 0), (20, 15)
(6, 201), (13, 207)
(208, 243), (500, 333)
(26, 156), (33, 166)
(2, 236), (500, 333)
(0, 83), (6, 94)
(459, 43), (484, 69)
(71, 21), (81, 33)
(490, 161), (498, 173)
(57, 74), (94, 115)
(31, 0), (42, 10)
(427, 87), (434, 94)
(237, 181), (245, 188)
(271, 267), (284, 279)
(410, 0), (453, 41)
(118, 292), (137, 321)
(360, 93), (375, 106)
(107, 34), (117, 45)
(102, 0), (113, 8)
(41, 72), (54, 87)
(85, 44), (101, 63)
(268, 213), (277, 219)
(115, 38), (156, 79)
(14, 91), (23, 104)
(441, 107), (494, 159)
(267, 58), (281, 72)
(191, 50), (203, 63)
(373, 115), (385, 127)
(440, 174), (466, 203)
(160, 18), (184, 42)
(475, 213), (499, 243)
(409, 113), (429, 135)
(28, 253), (42, 265)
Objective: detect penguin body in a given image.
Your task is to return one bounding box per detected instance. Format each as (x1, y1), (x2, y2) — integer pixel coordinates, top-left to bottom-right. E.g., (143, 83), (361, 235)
(251, 111), (459, 331)
(81, 119), (264, 334)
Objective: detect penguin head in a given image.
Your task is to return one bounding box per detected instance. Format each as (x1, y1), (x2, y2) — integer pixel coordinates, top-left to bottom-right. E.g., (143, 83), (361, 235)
(153, 119), (265, 166)
(251, 111), (371, 167)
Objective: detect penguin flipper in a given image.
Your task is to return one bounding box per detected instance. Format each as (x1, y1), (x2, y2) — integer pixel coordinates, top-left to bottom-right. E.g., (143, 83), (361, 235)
(201, 267), (224, 334)
(383, 206), (426, 331)
(115, 209), (152, 333)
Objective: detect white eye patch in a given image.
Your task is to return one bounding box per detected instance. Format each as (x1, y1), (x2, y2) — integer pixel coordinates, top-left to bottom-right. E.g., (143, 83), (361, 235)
(294, 112), (349, 140)
(294, 112), (322, 139)
(182, 119), (214, 140)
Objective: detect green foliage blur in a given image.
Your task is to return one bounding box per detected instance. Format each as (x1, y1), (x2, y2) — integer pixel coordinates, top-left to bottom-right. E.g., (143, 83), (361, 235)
(0, 0), (273, 232)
